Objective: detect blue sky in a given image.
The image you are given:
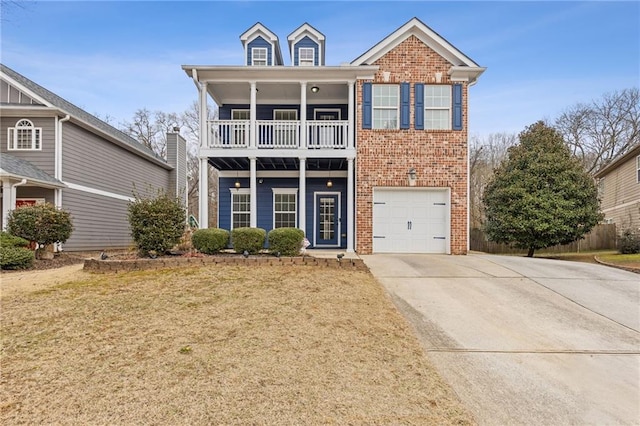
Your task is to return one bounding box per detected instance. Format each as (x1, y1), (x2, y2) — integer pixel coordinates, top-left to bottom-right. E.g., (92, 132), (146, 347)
(2, 1), (638, 139)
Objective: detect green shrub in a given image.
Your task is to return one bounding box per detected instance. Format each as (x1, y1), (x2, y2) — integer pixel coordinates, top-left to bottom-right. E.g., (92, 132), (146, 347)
(0, 246), (35, 270)
(1, 231), (30, 248)
(128, 189), (186, 256)
(192, 228), (230, 254)
(231, 227), (266, 254)
(7, 203), (73, 247)
(268, 227), (304, 256)
(618, 228), (640, 254)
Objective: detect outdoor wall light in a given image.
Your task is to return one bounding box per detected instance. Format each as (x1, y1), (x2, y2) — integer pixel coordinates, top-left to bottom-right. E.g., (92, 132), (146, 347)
(235, 180), (241, 189)
(408, 168), (417, 186)
(326, 179), (333, 188)
(311, 86), (320, 93)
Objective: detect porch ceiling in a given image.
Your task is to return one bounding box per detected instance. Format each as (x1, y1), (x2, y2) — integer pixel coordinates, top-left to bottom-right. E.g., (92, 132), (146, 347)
(207, 81), (349, 106)
(209, 157), (348, 171)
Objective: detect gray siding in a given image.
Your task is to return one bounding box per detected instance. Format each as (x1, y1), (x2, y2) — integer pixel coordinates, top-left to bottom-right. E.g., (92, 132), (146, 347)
(61, 121), (170, 198)
(61, 189), (132, 251)
(0, 116), (56, 176)
(600, 154), (640, 230)
(0, 79), (42, 105)
(166, 133), (187, 205)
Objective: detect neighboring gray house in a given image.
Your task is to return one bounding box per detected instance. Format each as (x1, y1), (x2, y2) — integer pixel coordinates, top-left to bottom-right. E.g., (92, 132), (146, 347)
(0, 64), (187, 251)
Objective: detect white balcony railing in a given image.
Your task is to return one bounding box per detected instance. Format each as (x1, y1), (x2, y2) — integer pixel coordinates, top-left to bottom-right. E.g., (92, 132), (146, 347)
(207, 120), (349, 149)
(208, 120), (249, 148)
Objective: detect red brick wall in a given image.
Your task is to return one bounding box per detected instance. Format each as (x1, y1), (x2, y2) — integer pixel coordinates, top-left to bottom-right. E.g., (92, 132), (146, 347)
(356, 35), (469, 254)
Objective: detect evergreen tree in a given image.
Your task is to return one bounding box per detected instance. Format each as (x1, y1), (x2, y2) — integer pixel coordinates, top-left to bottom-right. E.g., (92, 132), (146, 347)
(483, 121), (602, 257)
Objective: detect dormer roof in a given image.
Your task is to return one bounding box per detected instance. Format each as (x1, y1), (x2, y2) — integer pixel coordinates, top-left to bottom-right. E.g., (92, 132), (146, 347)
(351, 17), (485, 84)
(287, 23), (326, 66)
(240, 22), (283, 65)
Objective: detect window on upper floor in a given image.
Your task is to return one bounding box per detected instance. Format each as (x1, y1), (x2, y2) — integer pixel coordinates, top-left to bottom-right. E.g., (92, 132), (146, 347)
(425, 85), (452, 130)
(273, 189), (298, 228)
(8, 119), (42, 151)
(252, 47), (268, 66)
(299, 48), (315, 66)
(597, 177), (605, 198)
(231, 189), (251, 229)
(636, 155), (640, 183)
(372, 84), (399, 130)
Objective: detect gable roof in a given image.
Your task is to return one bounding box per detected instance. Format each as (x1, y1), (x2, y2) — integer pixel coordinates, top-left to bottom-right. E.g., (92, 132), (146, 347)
(351, 17), (485, 84)
(594, 144), (640, 178)
(239, 22), (284, 65)
(0, 64), (170, 168)
(0, 154), (65, 188)
(287, 23), (326, 65)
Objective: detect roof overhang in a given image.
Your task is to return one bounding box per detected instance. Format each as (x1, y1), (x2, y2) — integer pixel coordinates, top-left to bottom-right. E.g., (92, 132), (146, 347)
(0, 171), (66, 189)
(183, 65), (378, 105)
(594, 144), (640, 178)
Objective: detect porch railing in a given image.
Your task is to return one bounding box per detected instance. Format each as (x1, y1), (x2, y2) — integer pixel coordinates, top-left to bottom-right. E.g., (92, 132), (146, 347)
(207, 120), (349, 149)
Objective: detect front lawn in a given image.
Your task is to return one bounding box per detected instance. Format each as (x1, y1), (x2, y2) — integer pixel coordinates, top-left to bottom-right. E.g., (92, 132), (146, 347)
(1, 265), (474, 425)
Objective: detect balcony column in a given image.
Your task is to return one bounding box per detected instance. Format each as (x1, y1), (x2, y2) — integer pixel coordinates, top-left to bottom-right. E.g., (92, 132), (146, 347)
(199, 82), (208, 149)
(347, 81), (355, 149)
(249, 157), (257, 227)
(300, 82), (307, 148)
(298, 157), (306, 236)
(346, 157), (355, 253)
(198, 157), (209, 228)
(250, 82), (257, 148)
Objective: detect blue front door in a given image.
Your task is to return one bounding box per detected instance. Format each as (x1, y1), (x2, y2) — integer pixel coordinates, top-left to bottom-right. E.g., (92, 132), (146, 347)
(315, 193), (339, 247)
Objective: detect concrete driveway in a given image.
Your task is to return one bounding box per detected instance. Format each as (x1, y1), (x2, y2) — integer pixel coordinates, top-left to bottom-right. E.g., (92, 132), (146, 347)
(361, 254), (640, 425)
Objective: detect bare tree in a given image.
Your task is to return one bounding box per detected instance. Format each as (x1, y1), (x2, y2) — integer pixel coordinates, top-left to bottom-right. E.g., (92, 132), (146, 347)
(555, 88), (639, 174)
(121, 109), (180, 158)
(469, 132), (517, 229)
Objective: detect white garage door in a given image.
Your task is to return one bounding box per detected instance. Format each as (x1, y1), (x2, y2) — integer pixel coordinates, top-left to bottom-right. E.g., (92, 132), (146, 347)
(372, 188), (450, 253)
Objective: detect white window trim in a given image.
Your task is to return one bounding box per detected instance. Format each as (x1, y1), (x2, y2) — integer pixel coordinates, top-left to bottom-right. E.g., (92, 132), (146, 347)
(251, 47), (268, 66)
(424, 84), (452, 130)
(314, 108), (342, 120)
(273, 109), (298, 120)
(229, 188), (251, 230)
(8, 118), (42, 151)
(372, 84), (399, 130)
(272, 188), (298, 229)
(231, 109), (250, 120)
(636, 155), (640, 183)
(298, 47), (315, 66)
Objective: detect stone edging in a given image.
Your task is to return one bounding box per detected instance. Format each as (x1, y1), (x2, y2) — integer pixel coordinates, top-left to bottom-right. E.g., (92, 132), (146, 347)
(84, 256), (368, 273)
(594, 256), (640, 274)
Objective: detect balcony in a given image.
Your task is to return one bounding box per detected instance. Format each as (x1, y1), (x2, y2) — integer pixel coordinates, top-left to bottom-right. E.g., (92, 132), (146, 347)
(207, 120), (349, 150)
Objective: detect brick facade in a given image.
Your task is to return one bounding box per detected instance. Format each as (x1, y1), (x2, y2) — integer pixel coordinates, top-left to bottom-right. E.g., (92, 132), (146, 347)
(356, 36), (469, 254)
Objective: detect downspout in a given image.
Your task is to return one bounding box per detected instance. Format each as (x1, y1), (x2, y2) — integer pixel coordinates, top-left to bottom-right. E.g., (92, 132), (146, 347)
(55, 115), (71, 252)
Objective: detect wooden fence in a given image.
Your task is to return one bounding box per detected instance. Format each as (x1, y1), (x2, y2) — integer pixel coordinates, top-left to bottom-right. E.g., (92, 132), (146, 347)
(470, 224), (617, 254)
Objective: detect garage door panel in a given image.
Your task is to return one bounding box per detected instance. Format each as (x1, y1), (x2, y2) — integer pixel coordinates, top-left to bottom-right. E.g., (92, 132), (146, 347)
(373, 188), (449, 254)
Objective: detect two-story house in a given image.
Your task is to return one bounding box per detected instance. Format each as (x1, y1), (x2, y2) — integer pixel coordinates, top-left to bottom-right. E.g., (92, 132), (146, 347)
(594, 144), (640, 231)
(0, 64), (187, 251)
(183, 17), (484, 254)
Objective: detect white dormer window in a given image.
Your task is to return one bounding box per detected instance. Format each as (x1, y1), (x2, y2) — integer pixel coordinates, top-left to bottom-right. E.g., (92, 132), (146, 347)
(252, 47), (268, 66)
(299, 48), (314, 66)
(8, 119), (42, 150)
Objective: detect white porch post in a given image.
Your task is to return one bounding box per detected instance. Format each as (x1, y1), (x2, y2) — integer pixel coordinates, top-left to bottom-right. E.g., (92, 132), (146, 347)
(250, 82), (257, 148)
(299, 157), (306, 236)
(348, 81), (355, 149)
(199, 82), (208, 149)
(249, 157), (257, 227)
(300, 82), (307, 148)
(2, 180), (13, 231)
(198, 158), (209, 228)
(346, 157), (355, 252)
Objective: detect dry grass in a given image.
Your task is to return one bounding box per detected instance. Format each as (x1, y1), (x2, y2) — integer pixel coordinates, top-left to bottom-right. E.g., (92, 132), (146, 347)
(1, 265), (474, 425)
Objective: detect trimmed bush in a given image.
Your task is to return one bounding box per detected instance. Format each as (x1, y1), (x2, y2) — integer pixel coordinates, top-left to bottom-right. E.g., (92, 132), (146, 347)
(618, 228), (640, 254)
(128, 189), (186, 256)
(1, 231), (30, 248)
(0, 246), (35, 270)
(192, 228), (230, 254)
(268, 227), (305, 256)
(7, 203), (73, 249)
(231, 227), (266, 254)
